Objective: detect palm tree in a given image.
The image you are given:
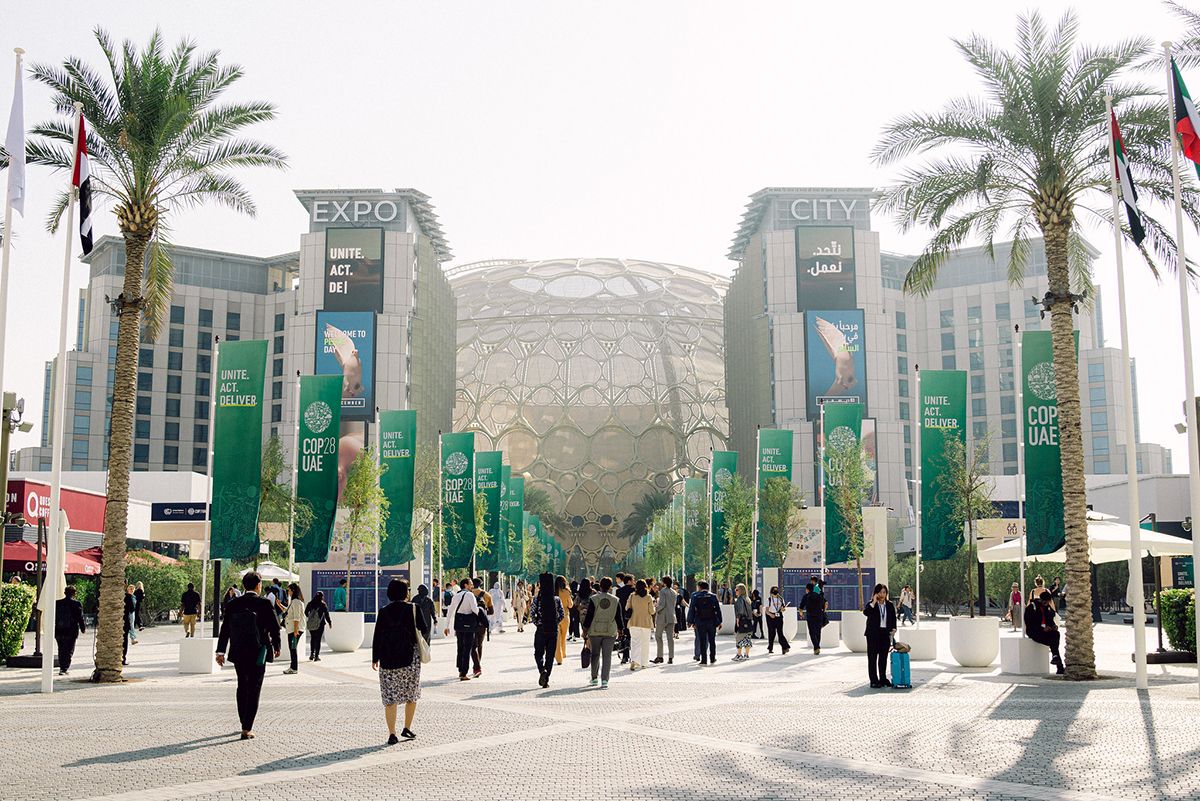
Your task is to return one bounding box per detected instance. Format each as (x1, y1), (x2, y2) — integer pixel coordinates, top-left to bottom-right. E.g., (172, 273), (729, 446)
(27, 29), (285, 681)
(872, 11), (1199, 679)
(620, 488), (670, 545)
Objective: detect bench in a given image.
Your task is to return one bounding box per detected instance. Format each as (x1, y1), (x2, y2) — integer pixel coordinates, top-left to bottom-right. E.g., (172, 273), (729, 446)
(1000, 634), (1049, 675)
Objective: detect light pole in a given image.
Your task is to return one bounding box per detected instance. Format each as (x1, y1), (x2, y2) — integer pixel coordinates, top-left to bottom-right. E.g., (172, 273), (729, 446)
(0, 391), (32, 574)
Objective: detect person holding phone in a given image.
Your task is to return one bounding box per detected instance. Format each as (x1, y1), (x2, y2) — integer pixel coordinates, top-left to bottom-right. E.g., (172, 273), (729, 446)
(863, 583), (897, 688)
(764, 586), (790, 655)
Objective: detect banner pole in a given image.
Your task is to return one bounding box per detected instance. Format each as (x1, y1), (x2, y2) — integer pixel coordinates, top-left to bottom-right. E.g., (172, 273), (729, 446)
(437, 430), (443, 592)
(0, 49), (24, 445)
(819, 404), (827, 579)
(1106, 92), (1148, 689)
(1014, 328), (1026, 631)
(288, 370), (300, 585)
(707, 449), (714, 589)
(202, 335), (221, 635)
(913, 365), (922, 630)
(374, 407), (381, 616)
(41, 102), (81, 694)
(751, 427), (760, 593)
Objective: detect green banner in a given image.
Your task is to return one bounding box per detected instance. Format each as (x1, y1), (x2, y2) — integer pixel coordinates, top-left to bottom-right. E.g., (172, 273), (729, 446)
(378, 410), (417, 565)
(1023, 330), (1077, 556)
(209, 340), (268, 560)
(474, 451), (503, 571)
(295, 375), (343, 562)
(822, 402), (863, 565)
(756, 429), (794, 567)
(506, 475), (526, 574)
(684, 476), (707, 578)
(440, 432), (477, 569)
(710, 450), (738, 571)
(919, 370), (967, 561)
(497, 465), (511, 574)
(523, 511), (533, 576)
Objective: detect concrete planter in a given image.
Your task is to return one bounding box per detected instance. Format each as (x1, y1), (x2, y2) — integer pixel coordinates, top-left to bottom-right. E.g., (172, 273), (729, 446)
(781, 611), (799, 641)
(842, 621), (869, 653)
(949, 615), (999, 667)
(326, 612), (365, 652)
(361, 621), (375, 650)
(717, 604), (735, 636)
(179, 637), (218, 674)
(896, 627), (938, 661)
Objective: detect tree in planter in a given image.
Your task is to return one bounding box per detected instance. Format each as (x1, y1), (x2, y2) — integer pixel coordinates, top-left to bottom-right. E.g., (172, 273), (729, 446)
(28, 31), (286, 681)
(872, 10), (1200, 679)
(715, 475), (755, 594)
(931, 433), (995, 618)
(759, 477), (805, 574)
(259, 435), (313, 571)
(473, 493), (492, 571)
(823, 433), (874, 608)
(338, 447), (389, 599)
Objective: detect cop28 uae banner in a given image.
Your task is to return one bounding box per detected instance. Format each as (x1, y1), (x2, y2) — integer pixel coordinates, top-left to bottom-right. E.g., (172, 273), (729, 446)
(497, 466), (512, 573)
(378, 410), (417, 566)
(295, 375), (343, 562)
(1023, 330), (1077, 556)
(918, 370), (967, 561)
(209, 340), (268, 560)
(683, 476), (707, 578)
(440, 432), (477, 570)
(710, 451), (738, 569)
(506, 474), (526, 574)
(473, 451), (503, 571)
(822, 401), (863, 565)
(755, 429), (794, 567)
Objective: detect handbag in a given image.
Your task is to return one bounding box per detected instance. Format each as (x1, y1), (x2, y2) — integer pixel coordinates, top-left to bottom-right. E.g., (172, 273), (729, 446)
(581, 644), (592, 670)
(892, 640), (911, 654)
(413, 605), (431, 664)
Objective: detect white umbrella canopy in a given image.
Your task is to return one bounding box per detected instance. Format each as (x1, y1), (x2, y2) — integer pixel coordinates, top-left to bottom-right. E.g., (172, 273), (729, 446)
(240, 560), (299, 581)
(978, 518), (1193, 565)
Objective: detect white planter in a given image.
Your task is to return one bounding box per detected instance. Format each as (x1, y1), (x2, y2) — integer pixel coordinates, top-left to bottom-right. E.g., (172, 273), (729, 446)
(717, 604), (735, 636)
(821, 620), (840, 648)
(361, 621), (375, 650)
(178, 637), (218, 674)
(897, 627), (938, 661)
(781, 611), (799, 641)
(326, 612), (365, 652)
(949, 615), (1000, 667)
(842, 621), (868, 653)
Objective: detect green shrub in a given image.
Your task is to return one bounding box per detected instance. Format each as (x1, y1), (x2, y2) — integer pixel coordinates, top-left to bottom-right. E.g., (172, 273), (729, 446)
(1157, 589), (1196, 655)
(125, 558), (192, 623)
(68, 577), (99, 615)
(1, 583), (36, 657)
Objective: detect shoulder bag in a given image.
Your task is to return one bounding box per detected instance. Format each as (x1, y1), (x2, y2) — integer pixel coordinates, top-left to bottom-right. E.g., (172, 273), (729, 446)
(413, 605), (431, 663)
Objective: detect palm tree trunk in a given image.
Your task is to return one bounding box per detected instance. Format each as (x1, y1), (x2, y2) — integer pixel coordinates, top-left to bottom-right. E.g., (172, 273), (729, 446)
(93, 231), (148, 682)
(1043, 223), (1096, 680)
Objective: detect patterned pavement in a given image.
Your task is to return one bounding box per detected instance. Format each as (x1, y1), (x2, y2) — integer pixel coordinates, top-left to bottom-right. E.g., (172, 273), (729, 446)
(1, 616), (1197, 801)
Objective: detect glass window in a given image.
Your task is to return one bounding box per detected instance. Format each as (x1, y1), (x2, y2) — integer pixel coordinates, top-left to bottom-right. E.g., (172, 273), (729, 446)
(168, 351), (183, 371)
(1089, 386), (1106, 406)
(76, 365), (93, 385)
(134, 443), (149, 463)
(968, 328), (983, 348)
(170, 305), (185, 324)
(165, 398), (180, 418)
(969, 352), (985, 371)
(971, 374), (985, 393)
(72, 438), (89, 458)
(73, 414), (90, 435)
(1091, 411), (1108, 431)
(169, 328), (184, 347)
(898, 356), (908, 374)
(941, 332), (956, 350)
(1000, 395), (1015, 415)
(75, 390), (92, 409)
(1093, 436), (1110, 455)
(972, 398), (987, 417)
(226, 311), (241, 331)
(942, 354), (957, 369)
(967, 305), (982, 324)
(139, 348), (154, 368)
(972, 421), (988, 440)
(899, 401), (909, 420)
(1001, 418), (1016, 438)
(163, 445), (179, 465)
(193, 447), (207, 467)
(274, 312), (285, 332)
(272, 359), (284, 378)
(999, 371), (1014, 391)
(996, 302), (1011, 321)
(999, 348), (1013, 368)
(226, 333), (240, 342)
(1088, 362), (1105, 382)
(273, 335), (284, 354)
(904, 448), (912, 468)
(271, 403), (282, 423)
(198, 331), (212, 351)
(898, 378), (909, 398)
(271, 381), (282, 401)
(1093, 458), (1110, 474)
(895, 311), (907, 330)
(197, 354), (211, 374)
(137, 372), (153, 391)
(136, 396), (152, 415)
(195, 400), (210, 420)
(940, 308), (955, 328)
(166, 374), (182, 394)
(193, 423), (209, 442)
(135, 419), (150, 439)
(1003, 443), (1018, 462)
(1025, 297), (1041, 318)
(198, 308), (213, 327)
(902, 425), (911, 444)
(165, 421), (179, 441)
(998, 328), (1012, 345)
(896, 333), (907, 352)
(196, 377), (210, 396)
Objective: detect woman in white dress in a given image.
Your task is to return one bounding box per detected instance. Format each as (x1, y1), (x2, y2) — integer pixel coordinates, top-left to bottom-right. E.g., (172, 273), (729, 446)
(489, 582), (508, 634)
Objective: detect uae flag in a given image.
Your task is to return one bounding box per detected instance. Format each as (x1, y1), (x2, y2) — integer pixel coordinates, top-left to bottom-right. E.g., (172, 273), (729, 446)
(1110, 111), (1146, 246)
(1171, 58), (1200, 179)
(71, 113), (93, 255)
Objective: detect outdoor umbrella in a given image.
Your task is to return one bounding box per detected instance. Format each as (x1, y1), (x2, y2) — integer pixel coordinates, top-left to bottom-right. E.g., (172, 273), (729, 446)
(240, 560), (298, 582)
(977, 519), (1193, 565)
(3, 539), (102, 575)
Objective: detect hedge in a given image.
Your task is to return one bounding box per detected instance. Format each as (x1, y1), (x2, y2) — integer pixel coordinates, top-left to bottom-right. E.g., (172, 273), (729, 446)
(1157, 589), (1196, 655)
(1, 583), (36, 657)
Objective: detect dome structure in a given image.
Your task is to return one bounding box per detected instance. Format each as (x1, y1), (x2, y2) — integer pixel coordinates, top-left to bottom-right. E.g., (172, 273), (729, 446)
(450, 258), (729, 564)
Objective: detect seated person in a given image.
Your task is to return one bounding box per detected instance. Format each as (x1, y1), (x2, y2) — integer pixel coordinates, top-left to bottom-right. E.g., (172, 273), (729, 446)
(1023, 590), (1064, 675)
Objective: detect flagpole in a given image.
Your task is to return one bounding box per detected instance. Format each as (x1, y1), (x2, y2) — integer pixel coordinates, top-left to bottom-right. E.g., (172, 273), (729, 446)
(913, 365), (922, 630)
(202, 336), (220, 636)
(41, 103), (83, 694)
(1014, 327), (1026, 630)
(1106, 93), (1148, 689)
(374, 407), (381, 616)
(818, 403), (827, 579)
(437, 430), (443, 595)
(707, 448), (714, 589)
(1165, 42), (1200, 698)
(751, 426), (760, 593)
(288, 370), (301, 585)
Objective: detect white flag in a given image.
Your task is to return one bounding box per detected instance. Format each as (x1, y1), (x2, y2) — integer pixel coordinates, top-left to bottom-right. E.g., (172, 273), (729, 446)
(4, 54), (25, 216)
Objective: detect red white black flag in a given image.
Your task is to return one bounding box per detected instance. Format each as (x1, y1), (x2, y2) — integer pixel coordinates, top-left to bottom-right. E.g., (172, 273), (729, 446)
(1110, 110), (1145, 246)
(72, 113), (92, 256)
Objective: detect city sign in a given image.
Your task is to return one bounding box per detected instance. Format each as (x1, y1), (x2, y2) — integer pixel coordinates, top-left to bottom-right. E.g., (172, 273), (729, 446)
(789, 198), (860, 221)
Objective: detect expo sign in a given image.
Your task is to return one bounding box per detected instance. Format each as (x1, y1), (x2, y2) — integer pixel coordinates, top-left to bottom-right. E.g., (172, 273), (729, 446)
(310, 199), (401, 224)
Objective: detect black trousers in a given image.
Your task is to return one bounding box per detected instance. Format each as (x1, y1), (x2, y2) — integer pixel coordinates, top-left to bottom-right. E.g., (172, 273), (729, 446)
(309, 627), (324, 658)
(806, 618), (822, 651)
(233, 660), (266, 731)
(533, 627), (556, 678)
(455, 631), (474, 677)
(867, 636), (890, 685)
(1027, 628), (1062, 659)
(288, 633), (300, 670)
(568, 609), (580, 639)
(753, 615), (764, 638)
(472, 628), (485, 673)
(55, 634), (78, 671)
(766, 615), (789, 652)
(695, 622), (717, 663)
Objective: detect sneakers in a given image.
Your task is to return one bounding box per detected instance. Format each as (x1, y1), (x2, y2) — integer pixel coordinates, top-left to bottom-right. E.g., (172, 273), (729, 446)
(387, 733), (399, 745)
(400, 728), (416, 740)
(283, 668), (297, 675)
(589, 678), (598, 687)
(600, 680), (609, 689)
(651, 657), (663, 664)
(538, 672), (549, 688)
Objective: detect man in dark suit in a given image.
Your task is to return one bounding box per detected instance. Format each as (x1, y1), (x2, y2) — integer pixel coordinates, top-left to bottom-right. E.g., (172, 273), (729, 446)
(614, 573), (635, 664)
(216, 571), (281, 739)
(863, 583), (897, 688)
(686, 581), (723, 665)
(1024, 590), (1065, 674)
(54, 586), (86, 675)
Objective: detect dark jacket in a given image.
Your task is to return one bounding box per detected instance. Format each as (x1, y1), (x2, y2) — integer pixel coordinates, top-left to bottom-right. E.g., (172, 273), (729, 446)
(413, 594), (436, 641)
(55, 597), (85, 638)
(123, 594), (135, 630)
(615, 583), (635, 609)
(862, 600), (897, 640)
(687, 590), (722, 626)
(372, 600), (427, 669)
(216, 592), (281, 665)
(1023, 602), (1056, 635)
(304, 598), (332, 630)
(800, 590), (827, 618)
(181, 589), (202, 616)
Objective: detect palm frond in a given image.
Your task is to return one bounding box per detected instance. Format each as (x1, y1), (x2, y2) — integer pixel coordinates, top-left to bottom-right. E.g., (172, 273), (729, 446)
(142, 224), (175, 343)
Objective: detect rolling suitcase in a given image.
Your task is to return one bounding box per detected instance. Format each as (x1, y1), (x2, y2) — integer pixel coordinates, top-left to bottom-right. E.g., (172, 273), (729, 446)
(890, 650), (912, 688)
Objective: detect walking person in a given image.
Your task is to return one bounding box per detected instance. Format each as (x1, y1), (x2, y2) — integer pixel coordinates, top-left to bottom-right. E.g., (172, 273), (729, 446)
(898, 584), (916, 626)
(555, 575), (573, 666)
(625, 578), (655, 670)
(488, 582), (507, 634)
(333, 577), (349, 612)
(513, 579), (528, 632)
(764, 586), (790, 655)
(443, 578), (480, 681)
(373, 579), (428, 744)
(567, 579), (581, 642)
(215, 572), (281, 740)
(282, 583), (305, 674)
(652, 575), (677, 664)
(471, 578), (491, 677)
(304, 591), (332, 661)
(531, 572), (565, 687)
(575, 578), (594, 647)
(413, 584), (436, 643)
(133, 581), (146, 630)
(583, 576), (625, 688)
(122, 584), (138, 666)
(1004, 582), (1022, 629)
(615, 573), (635, 664)
(751, 589), (764, 639)
(733, 583), (754, 661)
(54, 586), (86, 675)
(675, 585), (688, 636)
(221, 585), (239, 615)
(687, 580), (721, 665)
(799, 582), (827, 655)
(180, 582), (201, 638)
(863, 583), (897, 688)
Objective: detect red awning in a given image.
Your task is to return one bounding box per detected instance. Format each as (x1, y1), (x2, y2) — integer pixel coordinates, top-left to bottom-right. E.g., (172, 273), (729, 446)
(2, 541), (102, 576)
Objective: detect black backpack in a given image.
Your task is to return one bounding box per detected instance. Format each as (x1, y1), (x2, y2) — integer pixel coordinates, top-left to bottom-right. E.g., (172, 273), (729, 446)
(695, 593), (719, 623)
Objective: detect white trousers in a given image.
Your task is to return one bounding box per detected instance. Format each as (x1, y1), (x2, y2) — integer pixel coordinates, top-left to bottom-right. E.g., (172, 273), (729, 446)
(630, 626), (651, 666)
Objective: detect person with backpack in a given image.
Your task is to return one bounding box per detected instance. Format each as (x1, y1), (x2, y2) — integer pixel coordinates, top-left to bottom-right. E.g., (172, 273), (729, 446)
(583, 576), (625, 688)
(531, 572), (565, 688)
(282, 583), (306, 674)
(443, 577), (480, 681)
(54, 585), (86, 675)
(304, 591), (332, 661)
(687, 580), (722, 665)
(215, 571), (281, 740)
(413, 584), (436, 643)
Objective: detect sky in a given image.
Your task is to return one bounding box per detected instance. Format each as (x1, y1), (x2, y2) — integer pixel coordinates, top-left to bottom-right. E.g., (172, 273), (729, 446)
(0, 0), (1196, 470)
